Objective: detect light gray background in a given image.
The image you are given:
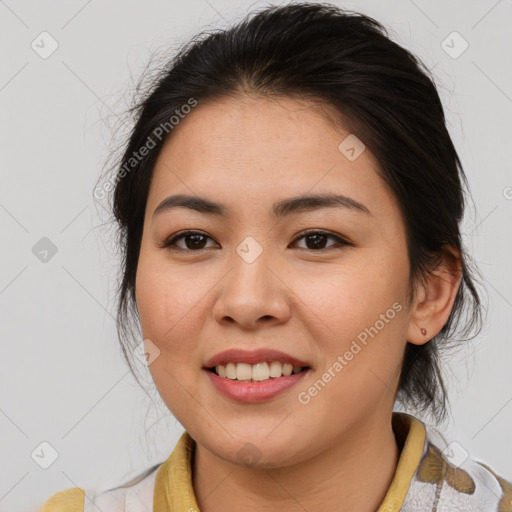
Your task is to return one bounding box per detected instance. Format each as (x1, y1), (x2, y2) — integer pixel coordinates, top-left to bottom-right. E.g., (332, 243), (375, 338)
(1, 0), (511, 510)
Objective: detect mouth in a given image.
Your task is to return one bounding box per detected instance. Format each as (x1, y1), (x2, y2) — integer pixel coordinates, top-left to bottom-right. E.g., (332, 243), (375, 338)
(204, 363), (312, 403)
(203, 348), (312, 376)
(202, 348), (313, 401)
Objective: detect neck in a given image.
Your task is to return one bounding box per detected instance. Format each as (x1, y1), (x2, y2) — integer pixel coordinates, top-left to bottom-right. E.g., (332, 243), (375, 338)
(192, 411), (400, 512)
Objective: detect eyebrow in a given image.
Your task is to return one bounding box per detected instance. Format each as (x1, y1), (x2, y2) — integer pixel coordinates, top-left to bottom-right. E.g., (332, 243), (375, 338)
(152, 192), (372, 220)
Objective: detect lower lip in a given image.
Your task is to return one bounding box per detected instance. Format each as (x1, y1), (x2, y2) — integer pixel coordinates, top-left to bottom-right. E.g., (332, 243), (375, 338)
(204, 368), (311, 403)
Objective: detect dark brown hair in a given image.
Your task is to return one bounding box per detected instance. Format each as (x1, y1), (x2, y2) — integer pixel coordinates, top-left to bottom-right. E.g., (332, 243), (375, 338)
(98, 2), (485, 424)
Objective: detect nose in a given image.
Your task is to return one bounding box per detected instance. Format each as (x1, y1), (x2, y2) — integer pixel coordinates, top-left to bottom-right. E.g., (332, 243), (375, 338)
(211, 245), (292, 330)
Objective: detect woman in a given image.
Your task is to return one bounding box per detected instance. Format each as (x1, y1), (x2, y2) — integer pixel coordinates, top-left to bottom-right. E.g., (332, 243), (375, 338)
(41, 3), (511, 511)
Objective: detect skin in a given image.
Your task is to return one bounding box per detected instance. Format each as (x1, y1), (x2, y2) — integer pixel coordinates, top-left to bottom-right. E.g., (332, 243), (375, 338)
(135, 94), (461, 511)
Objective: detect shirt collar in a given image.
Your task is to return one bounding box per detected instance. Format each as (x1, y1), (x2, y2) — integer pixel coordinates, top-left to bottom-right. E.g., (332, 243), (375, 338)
(153, 411), (427, 512)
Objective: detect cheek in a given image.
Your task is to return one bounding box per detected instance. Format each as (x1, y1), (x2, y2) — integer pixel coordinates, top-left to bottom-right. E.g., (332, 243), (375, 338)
(296, 254), (408, 385)
(135, 249), (197, 339)
(135, 250), (215, 380)
(135, 256), (205, 411)
(296, 252), (408, 329)
(135, 259), (167, 339)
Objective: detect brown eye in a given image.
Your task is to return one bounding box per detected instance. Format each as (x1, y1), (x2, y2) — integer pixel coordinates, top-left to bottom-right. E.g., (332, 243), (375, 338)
(292, 230), (349, 251)
(161, 230), (217, 251)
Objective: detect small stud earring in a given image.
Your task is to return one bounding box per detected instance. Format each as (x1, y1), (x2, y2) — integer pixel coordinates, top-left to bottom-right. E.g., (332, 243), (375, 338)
(420, 328), (427, 336)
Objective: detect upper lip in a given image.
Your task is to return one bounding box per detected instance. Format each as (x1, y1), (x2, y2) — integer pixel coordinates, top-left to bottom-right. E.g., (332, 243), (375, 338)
(203, 348), (311, 369)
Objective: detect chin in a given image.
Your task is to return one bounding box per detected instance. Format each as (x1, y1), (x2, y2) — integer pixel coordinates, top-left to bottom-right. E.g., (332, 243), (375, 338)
(203, 432), (308, 469)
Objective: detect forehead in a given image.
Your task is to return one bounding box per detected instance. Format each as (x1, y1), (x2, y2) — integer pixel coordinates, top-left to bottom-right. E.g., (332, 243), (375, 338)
(148, 95), (398, 223)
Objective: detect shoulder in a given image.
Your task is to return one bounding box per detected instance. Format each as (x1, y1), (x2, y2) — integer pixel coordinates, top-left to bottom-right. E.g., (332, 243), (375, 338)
(403, 420), (512, 511)
(40, 488), (85, 512)
(473, 459), (512, 510)
(40, 463), (162, 512)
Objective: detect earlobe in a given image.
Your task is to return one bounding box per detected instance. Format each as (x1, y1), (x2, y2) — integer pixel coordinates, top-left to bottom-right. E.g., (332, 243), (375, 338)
(406, 246), (462, 346)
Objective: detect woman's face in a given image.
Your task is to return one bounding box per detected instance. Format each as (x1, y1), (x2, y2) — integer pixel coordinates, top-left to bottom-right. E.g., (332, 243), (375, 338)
(135, 95), (415, 467)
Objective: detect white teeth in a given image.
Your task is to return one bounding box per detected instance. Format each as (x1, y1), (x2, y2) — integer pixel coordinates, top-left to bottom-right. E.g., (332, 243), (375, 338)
(214, 361), (305, 381)
(252, 362), (270, 381)
(269, 361), (282, 378)
(226, 362), (237, 379)
(236, 363), (252, 381)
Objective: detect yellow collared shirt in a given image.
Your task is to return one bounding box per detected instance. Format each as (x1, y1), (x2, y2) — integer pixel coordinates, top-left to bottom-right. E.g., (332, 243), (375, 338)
(40, 412), (512, 511)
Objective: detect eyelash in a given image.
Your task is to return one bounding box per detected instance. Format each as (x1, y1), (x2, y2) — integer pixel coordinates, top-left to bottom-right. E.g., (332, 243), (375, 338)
(159, 229), (351, 253)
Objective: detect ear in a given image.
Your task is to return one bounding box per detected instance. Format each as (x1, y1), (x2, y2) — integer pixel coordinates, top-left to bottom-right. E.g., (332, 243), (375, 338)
(406, 246), (462, 345)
